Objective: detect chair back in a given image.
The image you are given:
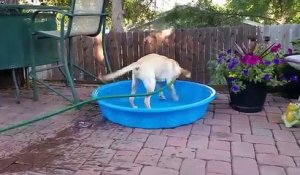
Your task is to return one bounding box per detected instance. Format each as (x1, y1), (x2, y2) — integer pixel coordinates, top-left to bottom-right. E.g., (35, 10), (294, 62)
(69, 0), (104, 36)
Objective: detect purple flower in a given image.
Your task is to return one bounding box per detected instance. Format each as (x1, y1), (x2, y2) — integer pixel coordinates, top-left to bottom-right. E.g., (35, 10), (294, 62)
(242, 69), (249, 76)
(228, 59), (237, 70)
(270, 43), (281, 52)
(288, 48), (293, 54)
(227, 49), (232, 54)
(273, 57), (280, 65)
(264, 61), (271, 66)
(231, 84), (240, 93)
(264, 74), (270, 80)
(234, 50), (239, 55)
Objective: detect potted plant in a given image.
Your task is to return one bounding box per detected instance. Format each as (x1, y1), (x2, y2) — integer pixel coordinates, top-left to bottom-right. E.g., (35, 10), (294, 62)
(208, 38), (297, 113)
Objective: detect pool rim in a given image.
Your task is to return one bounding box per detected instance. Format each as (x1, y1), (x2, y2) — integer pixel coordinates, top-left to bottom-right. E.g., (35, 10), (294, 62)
(91, 80), (216, 113)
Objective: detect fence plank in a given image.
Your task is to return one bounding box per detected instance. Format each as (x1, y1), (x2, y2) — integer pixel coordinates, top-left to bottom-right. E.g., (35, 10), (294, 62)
(127, 31), (134, 65)
(138, 31), (145, 58)
(175, 29), (181, 63)
(82, 37), (96, 81)
(169, 30), (176, 59)
(133, 31), (139, 61)
(198, 28), (206, 83)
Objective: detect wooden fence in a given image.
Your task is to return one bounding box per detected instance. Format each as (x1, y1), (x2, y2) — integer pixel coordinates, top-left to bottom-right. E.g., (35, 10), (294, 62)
(261, 24), (300, 52)
(42, 24), (260, 84)
(42, 24), (300, 83)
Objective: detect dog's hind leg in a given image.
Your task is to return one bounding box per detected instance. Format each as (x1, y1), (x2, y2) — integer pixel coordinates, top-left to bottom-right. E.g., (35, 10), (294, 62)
(167, 79), (179, 101)
(156, 82), (166, 100)
(142, 79), (156, 109)
(129, 75), (138, 108)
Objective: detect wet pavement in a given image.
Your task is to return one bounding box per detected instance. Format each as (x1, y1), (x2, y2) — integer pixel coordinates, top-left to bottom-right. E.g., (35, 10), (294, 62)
(1, 84), (300, 175)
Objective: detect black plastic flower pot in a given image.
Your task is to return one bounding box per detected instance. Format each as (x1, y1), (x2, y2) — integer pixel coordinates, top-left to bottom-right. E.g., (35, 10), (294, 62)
(227, 80), (267, 113)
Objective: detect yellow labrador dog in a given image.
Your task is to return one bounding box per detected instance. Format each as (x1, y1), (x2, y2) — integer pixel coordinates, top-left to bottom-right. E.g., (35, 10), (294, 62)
(99, 53), (191, 109)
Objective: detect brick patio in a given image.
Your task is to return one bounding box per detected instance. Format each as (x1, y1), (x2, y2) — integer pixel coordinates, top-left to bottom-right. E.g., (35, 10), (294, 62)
(1, 84), (300, 175)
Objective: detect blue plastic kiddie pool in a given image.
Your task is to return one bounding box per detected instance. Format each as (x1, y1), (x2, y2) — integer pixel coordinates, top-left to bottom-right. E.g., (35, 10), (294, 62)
(92, 80), (216, 129)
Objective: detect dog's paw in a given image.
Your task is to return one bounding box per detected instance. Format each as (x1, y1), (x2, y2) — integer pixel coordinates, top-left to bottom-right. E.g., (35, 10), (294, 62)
(159, 94), (166, 100)
(172, 95), (179, 101)
(131, 105), (138, 109)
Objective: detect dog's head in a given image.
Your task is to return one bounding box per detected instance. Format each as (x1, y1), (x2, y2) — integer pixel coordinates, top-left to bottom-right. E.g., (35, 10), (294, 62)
(181, 68), (191, 78)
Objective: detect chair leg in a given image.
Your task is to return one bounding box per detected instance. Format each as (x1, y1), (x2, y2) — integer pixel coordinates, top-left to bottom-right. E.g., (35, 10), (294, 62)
(30, 36), (39, 101)
(11, 68), (20, 104)
(60, 38), (79, 104)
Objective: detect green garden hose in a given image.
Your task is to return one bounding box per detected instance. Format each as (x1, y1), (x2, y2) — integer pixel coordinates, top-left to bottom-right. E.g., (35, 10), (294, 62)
(0, 81), (174, 134)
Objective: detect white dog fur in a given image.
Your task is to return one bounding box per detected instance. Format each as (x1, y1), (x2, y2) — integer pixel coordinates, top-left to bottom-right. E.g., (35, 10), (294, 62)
(99, 53), (191, 109)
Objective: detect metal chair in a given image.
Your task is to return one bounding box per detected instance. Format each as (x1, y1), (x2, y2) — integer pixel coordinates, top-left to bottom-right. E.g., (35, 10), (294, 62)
(29, 0), (110, 104)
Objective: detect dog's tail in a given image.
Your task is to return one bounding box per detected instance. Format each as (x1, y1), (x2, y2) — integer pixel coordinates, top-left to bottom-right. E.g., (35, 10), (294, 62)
(99, 62), (140, 81)
(181, 68), (191, 78)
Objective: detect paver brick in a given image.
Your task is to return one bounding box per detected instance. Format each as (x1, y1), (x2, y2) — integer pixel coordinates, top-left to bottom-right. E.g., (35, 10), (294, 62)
(211, 126), (230, 133)
(259, 165), (286, 175)
(208, 140), (230, 151)
(232, 142), (255, 158)
(204, 119), (230, 126)
(161, 126), (192, 138)
(215, 108), (239, 114)
(248, 115), (268, 122)
(242, 135), (275, 145)
(144, 135), (167, 150)
(210, 132), (241, 142)
(167, 137), (187, 147)
(233, 157), (259, 175)
(252, 128), (273, 137)
(196, 148), (231, 162)
(135, 148), (162, 166)
(140, 166), (178, 175)
(110, 140), (143, 151)
(231, 122), (251, 134)
(187, 135), (208, 149)
(111, 150), (138, 163)
(133, 128), (162, 135)
(231, 114), (249, 123)
(127, 132), (149, 142)
(254, 144), (278, 154)
(251, 121), (280, 130)
(207, 160), (231, 174)
(286, 167), (300, 175)
(264, 106), (282, 114)
(275, 129), (297, 142)
(163, 146), (196, 159)
(276, 141), (300, 156)
(158, 156), (182, 170)
(213, 113), (231, 121)
(102, 162), (142, 175)
(180, 159), (206, 175)
(191, 124), (211, 136)
(257, 154), (295, 167)
(294, 157), (300, 167)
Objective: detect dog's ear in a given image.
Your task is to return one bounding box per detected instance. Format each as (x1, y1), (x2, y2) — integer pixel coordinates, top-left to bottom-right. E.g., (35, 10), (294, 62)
(181, 69), (191, 78)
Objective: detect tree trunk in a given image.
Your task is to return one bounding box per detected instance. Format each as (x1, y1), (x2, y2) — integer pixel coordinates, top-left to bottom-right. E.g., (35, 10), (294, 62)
(111, 0), (124, 32)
